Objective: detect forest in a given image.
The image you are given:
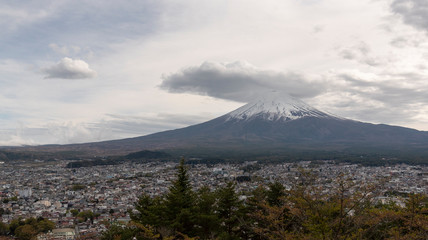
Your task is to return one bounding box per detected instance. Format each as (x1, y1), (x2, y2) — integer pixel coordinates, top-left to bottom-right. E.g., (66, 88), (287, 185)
(101, 159), (428, 240)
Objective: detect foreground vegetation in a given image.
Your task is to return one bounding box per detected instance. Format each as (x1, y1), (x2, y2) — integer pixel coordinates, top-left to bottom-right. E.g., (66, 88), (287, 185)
(0, 217), (55, 240)
(102, 159), (428, 240)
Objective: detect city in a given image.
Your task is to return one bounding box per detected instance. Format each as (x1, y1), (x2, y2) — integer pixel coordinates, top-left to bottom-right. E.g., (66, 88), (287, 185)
(1, 160), (427, 238)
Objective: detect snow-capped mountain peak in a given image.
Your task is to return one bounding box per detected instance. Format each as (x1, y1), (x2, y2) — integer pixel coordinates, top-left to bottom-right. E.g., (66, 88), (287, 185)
(225, 92), (334, 122)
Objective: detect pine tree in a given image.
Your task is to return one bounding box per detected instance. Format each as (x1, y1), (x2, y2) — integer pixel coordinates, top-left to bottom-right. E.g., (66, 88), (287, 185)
(131, 193), (164, 228)
(195, 186), (219, 239)
(165, 158), (196, 235)
(216, 181), (244, 240)
(266, 181), (286, 207)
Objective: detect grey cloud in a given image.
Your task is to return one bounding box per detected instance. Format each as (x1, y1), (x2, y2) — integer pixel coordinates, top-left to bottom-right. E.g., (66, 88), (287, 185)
(321, 73), (428, 126)
(391, 0), (428, 32)
(43, 57), (97, 79)
(103, 113), (212, 134)
(338, 73), (428, 104)
(160, 61), (324, 102)
(312, 25), (324, 33)
(390, 36), (421, 48)
(338, 42), (382, 66)
(0, 112), (211, 146)
(339, 49), (357, 60)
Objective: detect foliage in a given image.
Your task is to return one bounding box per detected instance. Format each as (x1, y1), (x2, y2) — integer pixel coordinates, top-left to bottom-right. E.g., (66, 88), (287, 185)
(103, 161), (428, 239)
(164, 158), (196, 234)
(266, 181), (286, 207)
(0, 217), (55, 239)
(77, 210), (95, 223)
(216, 182), (245, 239)
(71, 184), (86, 191)
(194, 186), (219, 239)
(14, 224), (37, 240)
(70, 209), (79, 217)
(0, 222), (8, 236)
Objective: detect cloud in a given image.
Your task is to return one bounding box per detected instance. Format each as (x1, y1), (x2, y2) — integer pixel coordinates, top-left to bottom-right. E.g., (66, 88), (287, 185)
(336, 73), (428, 105)
(0, 112), (216, 146)
(160, 61), (324, 102)
(338, 42), (383, 66)
(306, 69), (428, 128)
(390, 36), (418, 48)
(43, 57), (97, 79)
(49, 43), (81, 56)
(391, 0), (428, 32)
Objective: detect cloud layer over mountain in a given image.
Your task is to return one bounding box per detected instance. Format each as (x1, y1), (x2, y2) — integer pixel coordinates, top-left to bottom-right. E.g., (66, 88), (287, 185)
(161, 61), (324, 102)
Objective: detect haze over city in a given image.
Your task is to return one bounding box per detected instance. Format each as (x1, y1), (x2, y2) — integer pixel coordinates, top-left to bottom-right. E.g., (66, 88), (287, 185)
(2, 0), (428, 145)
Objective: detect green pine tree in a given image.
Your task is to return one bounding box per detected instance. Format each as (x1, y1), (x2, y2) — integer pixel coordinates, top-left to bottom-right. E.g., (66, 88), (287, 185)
(195, 186), (219, 239)
(216, 181), (244, 240)
(266, 181), (286, 207)
(165, 158), (196, 235)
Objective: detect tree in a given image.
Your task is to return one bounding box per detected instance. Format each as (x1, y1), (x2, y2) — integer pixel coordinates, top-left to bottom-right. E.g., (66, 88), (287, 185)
(36, 219), (55, 233)
(266, 181), (286, 207)
(100, 222), (136, 240)
(216, 182), (244, 239)
(0, 222), (8, 236)
(70, 209), (79, 217)
(164, 158), (196, 235)
(77, 210), (95, 223)
(14, 225), (37, 240)
(8, 218), (23, 235)
(72, 184), (85, 191)
(131, 193), (164, 229)
(194, 186), (219, 239)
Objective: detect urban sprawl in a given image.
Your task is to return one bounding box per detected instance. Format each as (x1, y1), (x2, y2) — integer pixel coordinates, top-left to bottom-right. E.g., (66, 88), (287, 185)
(0, 160), (427, 238)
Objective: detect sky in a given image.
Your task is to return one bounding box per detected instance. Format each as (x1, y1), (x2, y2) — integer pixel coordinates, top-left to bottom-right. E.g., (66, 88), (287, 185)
(1, 0), (428, 146)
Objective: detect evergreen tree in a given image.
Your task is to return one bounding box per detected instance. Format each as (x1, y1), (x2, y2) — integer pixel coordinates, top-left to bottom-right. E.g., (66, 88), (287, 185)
(131, 193), (165, 229)
(194, 186), (219, 239)
(266, 181), (285, 207)
(164, 158), (196, 235)
(243, 186), (268, 240)
(216, 181), (244, 240)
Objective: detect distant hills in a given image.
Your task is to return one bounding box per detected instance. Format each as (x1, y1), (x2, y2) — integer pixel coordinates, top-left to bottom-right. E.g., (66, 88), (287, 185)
(3, 92), (428, 164)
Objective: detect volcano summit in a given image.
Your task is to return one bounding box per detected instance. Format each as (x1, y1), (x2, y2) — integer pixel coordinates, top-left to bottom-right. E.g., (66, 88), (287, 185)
(225, 93), (336, 122)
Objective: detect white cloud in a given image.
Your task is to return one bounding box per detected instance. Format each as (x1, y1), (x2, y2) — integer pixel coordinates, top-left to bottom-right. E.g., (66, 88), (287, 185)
(43, 57), (97, 79)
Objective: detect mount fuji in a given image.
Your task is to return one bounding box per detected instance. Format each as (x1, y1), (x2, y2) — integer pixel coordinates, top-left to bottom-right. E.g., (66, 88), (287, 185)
(63, 92), (428, 158)
(7, 92), (428, 161)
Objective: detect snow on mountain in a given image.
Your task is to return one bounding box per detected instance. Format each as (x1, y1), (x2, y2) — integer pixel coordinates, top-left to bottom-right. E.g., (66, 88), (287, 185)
(225, 92), (335, 122)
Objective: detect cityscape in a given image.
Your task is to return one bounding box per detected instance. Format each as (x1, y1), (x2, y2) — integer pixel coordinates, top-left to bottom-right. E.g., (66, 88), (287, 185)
(1, 159), (426, 238)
